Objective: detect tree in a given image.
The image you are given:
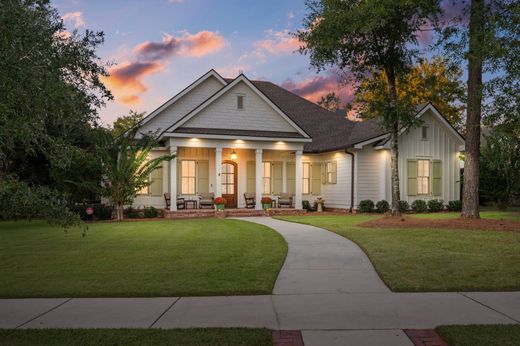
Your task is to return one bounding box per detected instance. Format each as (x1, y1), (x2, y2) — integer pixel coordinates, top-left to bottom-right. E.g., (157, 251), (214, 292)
(101, 129), (175, 221)
(438, 0), (519, 217)
(355, 57), (465, 128)
(296, 0), (441, 215)
(317, 92), (341, 112)
(111, 110), (145, 137)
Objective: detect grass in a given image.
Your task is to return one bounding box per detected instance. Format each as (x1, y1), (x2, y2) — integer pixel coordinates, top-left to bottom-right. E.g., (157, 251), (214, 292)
(0, 328), (272, 346)
(0, 219), (287, 298)
(275, 214), (520, 291)
(436, 325), (520, 346)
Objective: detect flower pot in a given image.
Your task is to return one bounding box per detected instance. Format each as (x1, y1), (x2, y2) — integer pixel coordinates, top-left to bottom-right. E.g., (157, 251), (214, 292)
(262, 203), (271, 210)
(216, 204), (225, 211)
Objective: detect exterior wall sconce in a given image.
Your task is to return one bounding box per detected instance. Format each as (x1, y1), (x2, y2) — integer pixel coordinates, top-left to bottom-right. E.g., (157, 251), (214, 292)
(230, 150), (238, 160)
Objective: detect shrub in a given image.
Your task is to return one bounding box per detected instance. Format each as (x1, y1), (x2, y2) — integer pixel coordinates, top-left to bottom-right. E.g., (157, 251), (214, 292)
(447, 200), (462, 212)
(302, 200), (314, 212)
(358, 200), (374, 213)
(94, 204), (113, 220)
(427, 199), (444, 212)
(124, 207), (141, 218)
(143, 206), (158, 218)
(399, 200), (410, 212)
(411, 199), (427, 213)
(375, 200), (390, 213)
(214, 197), (227, 205)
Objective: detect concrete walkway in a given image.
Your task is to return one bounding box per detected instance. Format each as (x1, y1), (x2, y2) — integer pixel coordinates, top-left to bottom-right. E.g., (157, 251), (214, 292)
(1, 217), (519, 345)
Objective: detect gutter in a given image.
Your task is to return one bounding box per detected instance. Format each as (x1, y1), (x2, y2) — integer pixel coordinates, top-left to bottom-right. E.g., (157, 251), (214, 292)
(345, 148), (355, 213)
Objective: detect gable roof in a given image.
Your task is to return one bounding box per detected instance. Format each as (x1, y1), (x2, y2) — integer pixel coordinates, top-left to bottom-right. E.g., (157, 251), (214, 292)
(160, 74), (311, 140)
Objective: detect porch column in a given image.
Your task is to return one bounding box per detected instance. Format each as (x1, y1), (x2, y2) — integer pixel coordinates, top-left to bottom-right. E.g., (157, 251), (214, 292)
(215, 148), (222, 197)
(169, 146), (178, 211)
(295, 150), (303, 209)
(255, 149), (263, 210)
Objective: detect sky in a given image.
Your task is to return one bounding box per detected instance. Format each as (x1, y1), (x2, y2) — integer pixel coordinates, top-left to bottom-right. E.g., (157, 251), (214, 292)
(53, 0), (460, 125)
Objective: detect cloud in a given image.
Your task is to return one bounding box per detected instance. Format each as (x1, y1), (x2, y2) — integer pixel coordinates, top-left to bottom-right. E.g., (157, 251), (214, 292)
(104, 30), (225, 105)
(62, 12), (85, 28)
(135, 31), (225, 60)
(281, 71), (356, 106)
(102, 61), (165, 105)
(254, 29), (300, 55)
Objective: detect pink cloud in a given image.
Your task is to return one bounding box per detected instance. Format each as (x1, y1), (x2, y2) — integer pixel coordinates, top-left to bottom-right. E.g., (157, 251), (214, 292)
(281, 71), (356, 106)
(254, 30), (300, 55)
(134, 31), (225, 59)
(62, 12), (85, 28)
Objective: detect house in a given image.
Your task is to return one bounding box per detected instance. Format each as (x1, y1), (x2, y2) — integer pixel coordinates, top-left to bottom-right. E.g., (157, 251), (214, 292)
(132, 69), (465, 211)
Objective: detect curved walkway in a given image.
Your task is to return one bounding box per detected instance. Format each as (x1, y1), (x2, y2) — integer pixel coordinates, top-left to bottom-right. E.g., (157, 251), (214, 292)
(237, 217), (390, 294)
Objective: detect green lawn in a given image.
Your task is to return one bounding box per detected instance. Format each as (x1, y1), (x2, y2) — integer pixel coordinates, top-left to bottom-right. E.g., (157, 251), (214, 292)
(436, 325), (520, 346)
(276, 214), (520, 291)
(0, 219), (287, 298)
(412, 210), (520, 221)
(0, 328), (271, 346)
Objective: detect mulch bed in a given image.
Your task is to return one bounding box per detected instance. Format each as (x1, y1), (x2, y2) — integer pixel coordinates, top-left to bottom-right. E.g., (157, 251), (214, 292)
(360, 216), (520, 232)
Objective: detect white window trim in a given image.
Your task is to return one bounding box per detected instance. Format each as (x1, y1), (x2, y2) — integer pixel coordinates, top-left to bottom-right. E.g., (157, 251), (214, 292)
(236, 93), (245, 110)
(180, 159), (197, 195)
(417, 159), (430, 195)
(302, 162), (311, 195)
(262, 161), (272, 195)
(325, 161), (337, 185)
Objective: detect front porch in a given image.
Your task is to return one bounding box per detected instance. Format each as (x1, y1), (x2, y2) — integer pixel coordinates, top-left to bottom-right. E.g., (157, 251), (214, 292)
(163, 207), (307, 219)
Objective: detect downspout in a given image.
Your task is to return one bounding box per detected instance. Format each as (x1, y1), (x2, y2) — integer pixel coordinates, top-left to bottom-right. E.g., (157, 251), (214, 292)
(345, 148), (355, 213)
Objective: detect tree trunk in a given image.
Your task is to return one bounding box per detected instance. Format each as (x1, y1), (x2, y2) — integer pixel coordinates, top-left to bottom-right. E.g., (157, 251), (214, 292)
(462, 0), (484, 218)
(116, 203), (124, 221)
(387, 69), (401, 216)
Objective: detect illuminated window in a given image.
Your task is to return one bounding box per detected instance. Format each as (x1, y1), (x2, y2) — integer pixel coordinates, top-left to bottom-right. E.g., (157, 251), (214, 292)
(302, 162), (311, 194)
(326, 161), (337, 184)
(181, 160), (196, 195)
(262, 162), (271, 194)
(417, 159), (430, 194)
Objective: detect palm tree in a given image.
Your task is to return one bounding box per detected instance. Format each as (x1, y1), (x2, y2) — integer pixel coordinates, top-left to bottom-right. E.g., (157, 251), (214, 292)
(102, 129), (175, 221)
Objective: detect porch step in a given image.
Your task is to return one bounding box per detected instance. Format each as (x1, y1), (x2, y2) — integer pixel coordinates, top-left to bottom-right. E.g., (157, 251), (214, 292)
(163, 208), (307, 219)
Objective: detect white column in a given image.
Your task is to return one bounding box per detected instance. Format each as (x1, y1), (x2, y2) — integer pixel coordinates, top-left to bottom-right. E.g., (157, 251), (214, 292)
(255, 149), (263, 210)
(295, 150), (303, 209)
(215, 147), (222, 197)
(169, 146), (178, 211)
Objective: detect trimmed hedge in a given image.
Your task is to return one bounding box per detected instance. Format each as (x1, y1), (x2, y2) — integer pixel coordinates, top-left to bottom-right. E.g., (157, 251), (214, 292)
(375, 200), (390, 213)
(399, 200), (410, 212)
(124, 207), (141, 218)
(447, 200), (462, 212)
(411, 199), (428, 212)
(143, 206), (158, 218)
(427, 199), (444, 212)
(358, 200), (374, 213)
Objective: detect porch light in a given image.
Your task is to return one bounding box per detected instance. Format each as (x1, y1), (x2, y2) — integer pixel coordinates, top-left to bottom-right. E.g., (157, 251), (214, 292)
(230, 150), (238, 160)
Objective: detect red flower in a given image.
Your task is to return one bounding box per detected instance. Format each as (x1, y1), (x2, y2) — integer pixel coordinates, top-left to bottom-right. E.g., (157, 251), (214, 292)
(261, 197), (272, 204)
(214, 197), (227, 204)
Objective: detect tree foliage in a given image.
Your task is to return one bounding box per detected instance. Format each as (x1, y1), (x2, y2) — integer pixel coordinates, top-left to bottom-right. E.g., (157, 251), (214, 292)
(317, 92), (342, 112)
(111, 110), (146, 137)
(101, 129), (175, 221)
(296, 0), (441, 215)
(354, 57), (465, 128)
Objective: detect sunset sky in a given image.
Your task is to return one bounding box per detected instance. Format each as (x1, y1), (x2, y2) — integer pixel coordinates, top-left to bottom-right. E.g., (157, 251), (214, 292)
(54, 0), (459, 125)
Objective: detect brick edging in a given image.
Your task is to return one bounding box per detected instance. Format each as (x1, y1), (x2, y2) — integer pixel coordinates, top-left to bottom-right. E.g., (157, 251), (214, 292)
(403, 329), (448, 346)
(272, 330), (304, 346)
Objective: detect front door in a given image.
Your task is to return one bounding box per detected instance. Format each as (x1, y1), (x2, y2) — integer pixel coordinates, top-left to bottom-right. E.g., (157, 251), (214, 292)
(222, 161), (237, 208)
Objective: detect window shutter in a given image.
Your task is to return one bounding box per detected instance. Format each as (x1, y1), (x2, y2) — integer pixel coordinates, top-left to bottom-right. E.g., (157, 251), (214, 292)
(331, 161), (337, 184)
(321, 163), (326, 184)
(272, 161), (283, 194)
(150, 166), (163, 196)
(311, 163), (322, 195)
(197, 161), (209, 193)
(177, 160), (181, 195)
(286, 162), (296, 194)
(407, 160), (418, 196)
(246, 161), (256, 193)
(432, 160), (442, 196)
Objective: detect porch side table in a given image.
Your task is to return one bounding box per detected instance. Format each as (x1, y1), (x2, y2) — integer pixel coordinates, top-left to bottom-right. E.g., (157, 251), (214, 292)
(184, 200), (198, 209)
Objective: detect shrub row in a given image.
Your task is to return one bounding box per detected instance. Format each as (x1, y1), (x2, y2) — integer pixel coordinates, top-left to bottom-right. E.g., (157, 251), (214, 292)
(358, 199), (462, 213)
(124, 206), (159, 218)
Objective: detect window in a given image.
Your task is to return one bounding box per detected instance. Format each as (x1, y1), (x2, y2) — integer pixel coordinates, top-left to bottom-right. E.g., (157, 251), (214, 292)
(417, 159), (430, 195)
(137, 166), (163, 196)
(237, 95), (244, 110)
(262, 161), (271, 194)
(326, 161), (337, 184)
(181, 160), (196, 194)
(421, 126), (428, 140)
(302, 162), (311, 194)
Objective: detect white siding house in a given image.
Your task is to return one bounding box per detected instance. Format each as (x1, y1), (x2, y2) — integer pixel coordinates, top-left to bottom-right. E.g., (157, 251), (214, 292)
(130, 70), (464, 211)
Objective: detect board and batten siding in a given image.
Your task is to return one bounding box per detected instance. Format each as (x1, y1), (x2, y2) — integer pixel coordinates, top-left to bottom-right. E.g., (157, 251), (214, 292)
(354, 148), (386, 206)
(397, 110), (462, 204)
(182, 81), (297, 133)
(139, 76), (225, 134)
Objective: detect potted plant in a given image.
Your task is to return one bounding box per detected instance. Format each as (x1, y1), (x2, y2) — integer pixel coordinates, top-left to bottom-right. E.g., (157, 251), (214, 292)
(314, 196), (325, 212)
(214, 197), (227, 211)
(261, 196), (272, 210)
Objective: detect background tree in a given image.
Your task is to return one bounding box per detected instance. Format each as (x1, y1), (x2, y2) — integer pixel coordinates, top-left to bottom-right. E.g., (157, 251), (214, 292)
(317, 92), (341, 112)
(438, 0), (519, 217)
(101, 129), (175, 221)
(296, 0), (441, 215)
(354, 57), (465, 128)
(111, 110), (146, 137)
